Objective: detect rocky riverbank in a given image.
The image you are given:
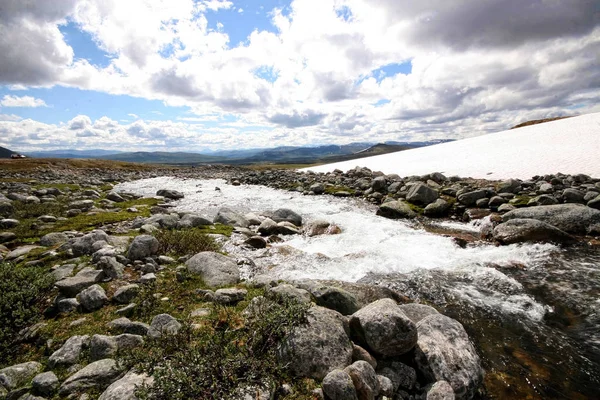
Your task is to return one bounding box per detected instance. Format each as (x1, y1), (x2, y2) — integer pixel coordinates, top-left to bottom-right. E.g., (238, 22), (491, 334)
(0, 161), (599, 399)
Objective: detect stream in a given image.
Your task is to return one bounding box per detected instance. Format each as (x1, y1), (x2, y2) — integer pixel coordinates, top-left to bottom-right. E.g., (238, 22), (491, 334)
(116, 177), (600, 399)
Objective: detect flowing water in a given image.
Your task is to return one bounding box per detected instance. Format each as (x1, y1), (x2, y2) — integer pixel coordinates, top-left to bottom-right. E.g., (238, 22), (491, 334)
(116, 177), (600, 399)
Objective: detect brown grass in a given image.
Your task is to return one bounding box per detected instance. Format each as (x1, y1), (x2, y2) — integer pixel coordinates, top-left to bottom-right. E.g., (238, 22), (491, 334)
(0, 158), (177, 172)
(510, 116), (572, 130)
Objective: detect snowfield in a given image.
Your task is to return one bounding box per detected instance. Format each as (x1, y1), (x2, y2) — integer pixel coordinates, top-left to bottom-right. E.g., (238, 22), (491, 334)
(303, 112), (600, 180)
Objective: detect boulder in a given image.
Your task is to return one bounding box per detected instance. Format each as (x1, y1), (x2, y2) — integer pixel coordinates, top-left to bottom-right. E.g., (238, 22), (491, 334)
(90, 334), (144, 361)
(176, 213), (212, 229)
(0, 219), (19, 228)
(588, 195), (600, 210)
(48, 335), (90, 368)
(496, 179), (521, 194)
(40, 232), (69, 247)
(59, 359), (122, 396)
(398, 303), (440, 324)
(376, 201), (416, 219)
(344, 361), (380, 400)
(502, 204), (600, 234)
(304, 220), (342, 236)
(0, 232), (16, 243)
(0, 201), (14, 218)
(148, 314), (182, 338)
(72, 230), (110, 256)
(185, 251), (240, 287)
(0, 362), (42, 391)
(245, 236), (267, 249)
(562, 188), (585, 204)
(214, 288), (248, 305)
(55, 268), (104, 297)
(263, 208), (303, 226)
(97, 256), (125, 280)
(350, 298), (417, 357)
(529, 194), (559, 206)
(322, 369), (358, 400)
(423, 381), (455, 400)
(493, 218), (576, 245)
(278, 306), (353, 380)
(156, 189), (184, 199)
(31, 371), (59, 397)
(257, 218), (279, 236)
(267, 284), (312, 304)
(377, 362), (417, 393)
(309, 183), (325, 194)
(78, 284), (109, 312)
(112, 284), (140, 304)
(415, 314), (483, 399)
(127, 235), (159, 261)
(406, 183), (439, 206)
(457, 190), (487, 207)
(424, 199), (451, 217)
(213, 207), (249, 227)
(309, 285), (359, 315)
(106, 192), (125, 202)
(98, 371), (153, 400)
(108, 317), (150, 336)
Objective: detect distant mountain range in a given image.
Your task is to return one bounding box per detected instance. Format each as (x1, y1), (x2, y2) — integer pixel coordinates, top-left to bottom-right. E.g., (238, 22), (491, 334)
(20, 140), (454, 165)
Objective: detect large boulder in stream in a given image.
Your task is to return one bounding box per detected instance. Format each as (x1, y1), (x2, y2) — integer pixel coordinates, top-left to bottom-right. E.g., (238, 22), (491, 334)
(502, 204), (600, 234)
(493, 218), (576, 245)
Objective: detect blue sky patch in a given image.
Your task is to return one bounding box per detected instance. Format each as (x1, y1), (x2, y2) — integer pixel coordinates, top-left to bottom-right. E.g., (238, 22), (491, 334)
(59, 21), (113, 68)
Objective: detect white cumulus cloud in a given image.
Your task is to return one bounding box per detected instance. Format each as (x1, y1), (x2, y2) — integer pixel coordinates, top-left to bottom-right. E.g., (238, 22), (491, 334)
(0, 95), (48, 107)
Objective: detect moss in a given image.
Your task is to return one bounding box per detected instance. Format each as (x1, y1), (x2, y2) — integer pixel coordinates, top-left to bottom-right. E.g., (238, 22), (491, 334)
(324, 185), (356, 195)
(509, 195), (531, 207)
(34, 183), (81, 192)
(407, 202), (425, 214)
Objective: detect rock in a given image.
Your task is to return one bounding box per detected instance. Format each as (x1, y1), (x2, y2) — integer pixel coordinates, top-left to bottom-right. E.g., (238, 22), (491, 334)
(78, 284), (108, 312)
(406, 183), (439, 206)
(51, 264), (75, 281)
(497, 203), (516, 213)
(423, 381), (455, 400)
(31, 371), (59, 397)
(538, 183), (554, 194)
(48, 335), (90, 368)
(344, 361), (380, 400)
(562, 188), (585, 204)
(398, 303), (440, 324)
(352, 344), (377, 369)
(276, 221), (300, 235)
(39, 232), (69, 247)
(322, 369), (358, 400)
(214, 288), (247, 305)
(376, 201), (417, 219)
(38, 215), (57, 223)
(98, 371), (153, 400)
(106, 192), (125, 202)
(267, 284), (312, 304)
(310, 285), (359, 315)
(257, 218), (278, 235)
(371, 176), (387, 192)
(90, 334), (144, 361)
(214, 207), (249, 227)
(415, 314), (483, 399)
(5, 245), (42, 261)
(145, 214), (179, 229)
(185, 251), (240, 287)
(588, 195), (600, 210)
(0, 362), (42, 391)
(59, 359), (122, 396)
(350, 298), (417, 357)
(113, 284), (140, 304)
(278, 306), (353, 380)
(72, 230), (110, 256)
(140, 273), (156, 284)
(55, 268), (104, 297)
(97, 256), (125, 280)
(457, 190), (487, 207)
(529, 194), (559, 206)
(424, 199), (451, 217)
(304, 220), (342, 236)
(377, 375), (394, 397)
(127, 235), (159, 261)
(502, 204), (600, 234)
(378, 362), (417, 392)
(245, 236), (267, 249)
(176, 213), (212, 229)
(0, 232), (17, 243)
(156, 189), (184, 199)
(496, 179), (521, 194)
(263, 208), (302, 226)
(148, 314), (182, 338)
(488, 196), (507, 209)
(0, 219), (19, 228)
(108, 318), (150, 336)
(493, 218), (576, 244)
(57, 297), (80, 313)
(309, 183), (325, 194)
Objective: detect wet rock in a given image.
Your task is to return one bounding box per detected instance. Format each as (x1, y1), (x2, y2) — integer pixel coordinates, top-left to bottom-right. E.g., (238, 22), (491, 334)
(59, 359), (122, 396)
(72, 230), (110, 256)
(55, 268), (104, 297)
(257, 218), (278, 235)
(127, 235), (159, 261)
(398, 303), (440, 324)
(77, 284), (108, 312)
(214, 207), (250, 227)
(112, 284), (139, 304)
(309, 285), (359, 315)
(350, 298), (417, 357)
(245, 236), (267, 249)
(502, 204), (600, 234)
(406, 183), (439, 206)
(0, 362), (42, 392)
(415, 314), (483, 399)
(278, 306), (353, 380)
(148, 314), (182, 338)
(304, 220), (342, 236)
(176, 213), (211, 229)
(48, 335), (90, 368)
(156, 189), (184, 199)
(493, 218), (576, 245)
(31, 371), (59, 397)
(263, 208), (303, 226)
(376, 200), (417, 219)
(423, 380), (456, 399)
(344, 361), (380, 400)
(322, 369), (358, 400)
(185, 251), (240, 287)
(424, 198), (451, 217)
(98, 371), (153, 400)
(276, 221), (300, 235)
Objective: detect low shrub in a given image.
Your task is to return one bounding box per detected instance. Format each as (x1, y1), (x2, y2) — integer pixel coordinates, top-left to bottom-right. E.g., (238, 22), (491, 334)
(0, 262), (54, 365)
(154, 228), (220, 256)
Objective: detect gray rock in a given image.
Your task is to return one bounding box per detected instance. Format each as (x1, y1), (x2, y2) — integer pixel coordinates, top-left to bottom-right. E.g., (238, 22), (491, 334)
(406, 183), (439, 206)
(352, 344), (377, 369)
(90, 334), (144, 361)
(529, 194), (559, 206)
(0, 219), (19, 228)
(278, 306), (353, 380)
(55, 268), (104, 297)
(587, 194), (600, 210)
(140, 273), (156, 284)
(310, 285), (359, 315)
(493, 218), (575, 245)
(497, 203), (516, 213)
(488, 196), (507, 208)
(57, 297), (80, 313)
(97, 256), (125, 280)
(309, 183), (325, 194)
(322, 369), (358, 400)
(108, 318), (150, 336)
(502, 204), (600, 234)
(185, 251), (240, 287)
(350, 298), (417, 357)
(5, 245), (42, 261)
(213, 207), (249, 227)
(98, 371), (153, 400)
(127, 235), (159, 261)
(496, 179), (522, 194)
(59, 359), (122, 396)
(72, 230), (110, 256)
(562, 188), (585, 204)
(415, 314), (483, 399)
(304, 220), (342, 236)
(257, 218), (279, 235)
(267, 284), (312, 304)
(245, 236), (267, 249)
(40, 232), (69, 247)
(214, 288), (247, 305)
(156, 189), (184, 199)
(145, 214), (179, 229)
(376, 201), (417, 219)
(424, 381), (455, 400)
(398, 303), (440, 324)
(148, 314), (182, 338)
(276, 221), (300, 235)
(344, 361), (380, 400)
(378, 362), (417, 392)
(0, 201), (14, 218)
(113, 284), (139, 304)
(457, 190), (487, 207)
(0, 362), (42, 391)
(262, 208), (303, 226)
(106, 192), (125, 202)
(377, 375), (394, 397)
(48, 335), (90, 368)
(176, 213), (212, 229)
(38, 215), (57, 223)
(0, 232), (17, 243)
(538, 183), (554, 194)
(31, 371), (59, 397)
(424, 199), (451, 217)
(77, 284), (108, 312)
(371, 176), (387, 192)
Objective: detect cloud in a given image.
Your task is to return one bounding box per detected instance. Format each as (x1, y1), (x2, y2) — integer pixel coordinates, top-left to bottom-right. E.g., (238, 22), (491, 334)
(0, 95), (48, 107)
(0, 113), (22, 121)
(268, 110), (326, 128)
(68, 115), (92, 130)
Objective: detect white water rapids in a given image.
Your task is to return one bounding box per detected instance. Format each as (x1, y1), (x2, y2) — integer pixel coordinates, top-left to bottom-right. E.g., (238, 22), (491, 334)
(116, 177), (559, 321)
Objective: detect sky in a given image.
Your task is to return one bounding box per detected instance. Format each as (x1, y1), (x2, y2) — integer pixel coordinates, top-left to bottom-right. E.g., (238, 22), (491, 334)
(0, 0), (598, 153)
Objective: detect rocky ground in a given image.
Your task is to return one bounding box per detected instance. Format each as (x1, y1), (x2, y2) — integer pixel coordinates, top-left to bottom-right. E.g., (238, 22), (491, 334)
(1, 159), (599, 400)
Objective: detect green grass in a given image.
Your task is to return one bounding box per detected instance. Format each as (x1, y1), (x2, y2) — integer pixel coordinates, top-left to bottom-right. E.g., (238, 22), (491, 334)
(324, 185), (356, 195)
(155, 228), (220, 257)
(33, 183), (81, 192)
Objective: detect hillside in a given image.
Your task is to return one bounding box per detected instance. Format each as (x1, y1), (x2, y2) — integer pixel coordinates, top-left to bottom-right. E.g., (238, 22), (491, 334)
(304, 112), (600, 179)
(511, 116), (572, 129)
(0, 146), (15, 158)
